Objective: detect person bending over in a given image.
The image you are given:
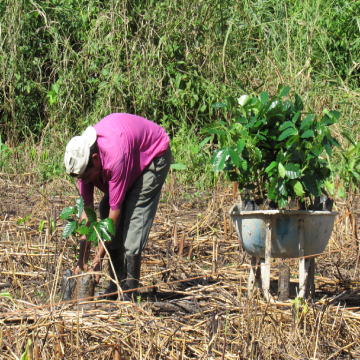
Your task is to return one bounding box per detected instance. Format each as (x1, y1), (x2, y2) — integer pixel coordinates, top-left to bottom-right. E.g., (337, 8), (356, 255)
(64, 113), (171, 300)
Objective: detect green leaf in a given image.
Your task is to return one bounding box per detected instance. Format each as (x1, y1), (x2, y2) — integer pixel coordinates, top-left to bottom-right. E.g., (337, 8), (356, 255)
(294, 93), (303, 111)
(229, 148), (240, 167)
(85, 207), (97, 224)
(206, 128), (227, 135)
(325, 181), (334, 196)
(75, 197), (84, 218)
(77, 225), (89, 235)
(212, 102), (227, 109)
(278, 197), (288, 209)
(20, 339), (32, 360)
(260, 91), (268, 106)
(62, 220), (77, 239)
(0, 292), (12, 299)
(301, 130), (314, 138)
(87, 226), (98, 245)
(321, 114), (335, 126)
(98, 218), (115, 236)
(292, 111), (301, 124)
(337, 187), (346, 199)
(279, 121), (294, 131)
(279, 127), (295, 141)
(280, 86), (290, 97)
(238, 95), (252, 107)
(255, 147), (262, 161)
(277, 84), (284, 97)
(302, 176), (321, 196)
(171, 163), (187, 170)
(199, 136), (211, 148)
(284, 163), (300, 179)
(293, 181), (304, 197)
(96, 223), (112, 241)
(190, 145), (199, 155)
(211, 148), (229, 172)
(237, 139), (246, 154)
(330, 136), (342, 149)
(276, 151), (286, 163)
(265, 161), (278, 173)
(276, 178), (287, 196)
(300, 114), (315, 130)
(329, 110), (341, 123)
(225, 96), (236, 109)
(240, 159), (248, 171)
(60, 206), (75, 220)
(278, 163), (286, 178)
(200, 104), (207, 112)
(323, 136), (332, 156)
(341, 131), (360, 147)
(351, 171), (360, 180)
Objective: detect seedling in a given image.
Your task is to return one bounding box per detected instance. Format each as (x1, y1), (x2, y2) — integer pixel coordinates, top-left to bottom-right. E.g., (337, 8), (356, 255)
(17, 214), (31, 226)
(60, 197), (114, 246)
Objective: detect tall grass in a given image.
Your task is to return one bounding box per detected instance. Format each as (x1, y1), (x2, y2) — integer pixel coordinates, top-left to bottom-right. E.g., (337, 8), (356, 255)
(0, 0), (359, 187)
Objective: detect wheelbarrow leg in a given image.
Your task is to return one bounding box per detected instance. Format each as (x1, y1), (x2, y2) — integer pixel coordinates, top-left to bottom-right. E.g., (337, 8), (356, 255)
(298, 219), (310, 298)
(248, 256), (257, 297)
(260, 220), (272, 301)
(308, 257), (315, 298)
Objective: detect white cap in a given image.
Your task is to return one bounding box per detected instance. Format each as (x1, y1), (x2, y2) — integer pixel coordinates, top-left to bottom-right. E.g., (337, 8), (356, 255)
(64, 126), (97, 176)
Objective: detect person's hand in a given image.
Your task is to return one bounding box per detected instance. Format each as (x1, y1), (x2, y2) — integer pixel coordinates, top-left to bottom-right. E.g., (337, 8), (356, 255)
(74, 258), (88, 275)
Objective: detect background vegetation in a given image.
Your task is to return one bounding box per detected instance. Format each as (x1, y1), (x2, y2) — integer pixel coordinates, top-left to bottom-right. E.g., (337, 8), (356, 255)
(0, 0), (359, 193)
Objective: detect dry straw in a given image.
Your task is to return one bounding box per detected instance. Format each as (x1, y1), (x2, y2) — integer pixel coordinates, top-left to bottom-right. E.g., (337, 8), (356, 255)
(1, 177), (360, 359)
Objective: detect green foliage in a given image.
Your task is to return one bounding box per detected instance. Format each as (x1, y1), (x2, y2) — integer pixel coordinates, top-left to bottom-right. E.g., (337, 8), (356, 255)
(1, 0), (359, 146)
(204, 85), (340, 208)
(293, 297), (308, 323)
(0, 135), (12, 170)
(60, 197), (115, 246)
(17, 214), (31, 226)
(329, 131), (360, 197)
(0, 0), (359, 195)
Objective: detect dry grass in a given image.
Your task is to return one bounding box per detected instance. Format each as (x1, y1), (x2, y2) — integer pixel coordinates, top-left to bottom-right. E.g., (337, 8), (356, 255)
(0, 176), (360, 359)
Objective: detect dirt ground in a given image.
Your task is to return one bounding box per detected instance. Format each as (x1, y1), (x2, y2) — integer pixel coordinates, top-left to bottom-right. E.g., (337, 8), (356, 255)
(1, 175), (360, 359)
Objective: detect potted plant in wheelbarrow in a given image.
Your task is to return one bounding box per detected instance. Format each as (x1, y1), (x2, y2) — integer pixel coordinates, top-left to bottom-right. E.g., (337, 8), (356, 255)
(202, 84), (340, 300)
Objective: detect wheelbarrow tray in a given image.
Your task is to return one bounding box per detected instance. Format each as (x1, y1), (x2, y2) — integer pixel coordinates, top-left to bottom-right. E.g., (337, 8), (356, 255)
(229, 205), (338, 258)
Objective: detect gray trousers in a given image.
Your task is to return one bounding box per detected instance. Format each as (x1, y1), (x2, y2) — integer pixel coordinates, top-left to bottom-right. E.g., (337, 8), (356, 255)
(99, 146), (171, 255)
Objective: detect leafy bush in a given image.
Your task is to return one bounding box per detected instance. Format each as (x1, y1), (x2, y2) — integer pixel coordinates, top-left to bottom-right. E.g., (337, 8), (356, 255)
(204, 85), (341, 208)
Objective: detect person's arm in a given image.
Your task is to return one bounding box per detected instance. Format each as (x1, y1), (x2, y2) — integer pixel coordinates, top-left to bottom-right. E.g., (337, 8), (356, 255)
(90, 208), (121, 282)
(74, 202), (94, 274)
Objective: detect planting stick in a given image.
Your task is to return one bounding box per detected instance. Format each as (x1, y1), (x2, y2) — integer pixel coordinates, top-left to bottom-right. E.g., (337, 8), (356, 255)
(223, 211), (227, 239)
(173, 222), (178, 248)
(178, 233), (185, 256)
(188, 238), (193, 260)
(212, 236), (217, 275)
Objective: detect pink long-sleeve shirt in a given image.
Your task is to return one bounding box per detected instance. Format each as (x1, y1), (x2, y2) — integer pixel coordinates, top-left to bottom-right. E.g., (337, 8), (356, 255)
(78, 113), (169, 210)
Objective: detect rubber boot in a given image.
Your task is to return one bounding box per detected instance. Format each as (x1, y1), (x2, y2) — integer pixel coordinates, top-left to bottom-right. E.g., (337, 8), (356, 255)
(104, 246), (125, 300)
(123, 254), (141, 301)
